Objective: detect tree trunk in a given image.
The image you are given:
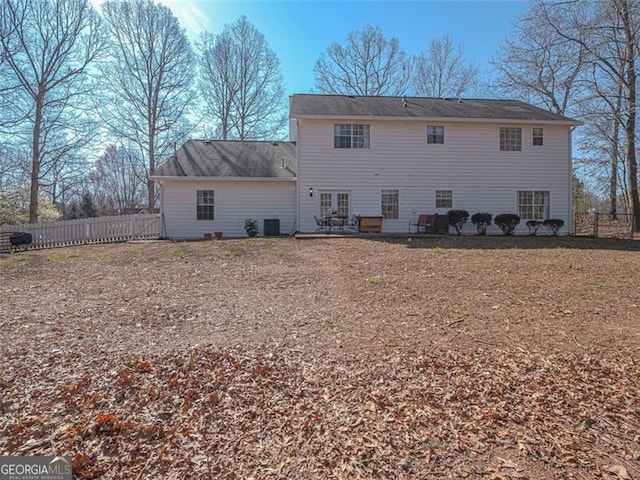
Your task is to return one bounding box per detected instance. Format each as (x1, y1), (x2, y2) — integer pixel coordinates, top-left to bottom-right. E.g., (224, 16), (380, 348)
(147, 113), (156, 213)
(29, 94), (44, 223)
(609, 81), (622, 219)
(148, 141), (155, 214)
(620, 0), (639, 231)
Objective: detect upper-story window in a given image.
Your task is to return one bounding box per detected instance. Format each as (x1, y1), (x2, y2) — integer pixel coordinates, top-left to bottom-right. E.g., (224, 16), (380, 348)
(334, 124), (370, 149)
(533, 127), (544, 146)
(500, 127), (522, 151)
(427, 125), (444, 144)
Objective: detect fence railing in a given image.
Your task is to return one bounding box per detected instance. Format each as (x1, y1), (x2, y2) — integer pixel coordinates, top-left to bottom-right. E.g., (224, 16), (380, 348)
(0, 213), (160, 252)
(574, 212), (639, 240)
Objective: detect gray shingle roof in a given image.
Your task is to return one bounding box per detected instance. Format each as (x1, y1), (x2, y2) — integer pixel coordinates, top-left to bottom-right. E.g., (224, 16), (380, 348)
(152, 140), (296, 178)
(289, 94), (580, 124)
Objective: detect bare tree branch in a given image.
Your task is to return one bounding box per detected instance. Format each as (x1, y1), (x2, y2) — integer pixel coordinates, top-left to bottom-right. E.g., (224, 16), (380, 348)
(0, 0), (107, 222)
(98, 0), (195, 213)
(413, 35), (479, 98)
(313, 25), (412, 96)
(196, 16), (286, 141)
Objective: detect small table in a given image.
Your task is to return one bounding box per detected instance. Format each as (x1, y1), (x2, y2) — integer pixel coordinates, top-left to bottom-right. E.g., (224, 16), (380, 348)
(357, 215), (383, 233)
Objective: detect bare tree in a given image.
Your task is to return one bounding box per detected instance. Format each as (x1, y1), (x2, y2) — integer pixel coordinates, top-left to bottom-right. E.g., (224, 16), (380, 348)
(196, 16), (286, 140)
(492, 5), (586, 116)
(314, 25), (412, 96)
(413, 35), (479, 98)
(99, 0), (195, 213)
(89, 144), (146, 215)
(0, 0), (107, 222)
(540, 0), (639, 230)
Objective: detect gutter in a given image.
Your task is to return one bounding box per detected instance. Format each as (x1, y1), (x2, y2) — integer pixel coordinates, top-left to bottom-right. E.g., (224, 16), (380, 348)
(291, 114), (582, 127)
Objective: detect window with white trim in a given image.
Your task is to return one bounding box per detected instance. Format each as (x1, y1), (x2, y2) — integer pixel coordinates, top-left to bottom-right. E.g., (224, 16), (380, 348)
(381, 190), (399, 219)
(334, 124), (370, 149)
(518, 190), (549, 220)
(533, 127), (544, 146)
(196, 190), (214, 220)
(320, 191), (350, 217)
(500, 127), (522, 151)
(427, 125), (444, 144)
(435, 190), (453, 209)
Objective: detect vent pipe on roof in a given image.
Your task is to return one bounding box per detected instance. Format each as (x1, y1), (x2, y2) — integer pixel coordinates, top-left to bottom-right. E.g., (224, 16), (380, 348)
(281, 157), (286, 168)
(402, 95), (407, 107)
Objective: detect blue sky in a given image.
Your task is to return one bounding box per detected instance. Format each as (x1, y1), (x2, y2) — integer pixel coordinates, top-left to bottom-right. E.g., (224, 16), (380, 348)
(161, 0), (530, 95)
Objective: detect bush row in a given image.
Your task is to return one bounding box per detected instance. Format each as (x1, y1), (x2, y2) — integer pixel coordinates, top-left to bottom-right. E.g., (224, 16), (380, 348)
(446, 210), (565, 236)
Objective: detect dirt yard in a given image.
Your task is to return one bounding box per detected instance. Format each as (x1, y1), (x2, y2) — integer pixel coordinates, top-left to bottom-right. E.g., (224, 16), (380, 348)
(1, 236), (639, 479)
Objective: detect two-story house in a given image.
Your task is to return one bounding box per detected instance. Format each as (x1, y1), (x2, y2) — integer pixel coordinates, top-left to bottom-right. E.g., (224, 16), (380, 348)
(152, 94), (580, 238)
(290, 94), (580, 235)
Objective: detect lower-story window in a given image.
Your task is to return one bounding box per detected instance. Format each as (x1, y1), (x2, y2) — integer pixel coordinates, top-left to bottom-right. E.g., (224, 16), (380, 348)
(196, 190), (214, 220)
(381, 190), (399, 219)
(435, 190), (453, 209)
(518, 190), (549, 220)
(320, 191), (350, 217)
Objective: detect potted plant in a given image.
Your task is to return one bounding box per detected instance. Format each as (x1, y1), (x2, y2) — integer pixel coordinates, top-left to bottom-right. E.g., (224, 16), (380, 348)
(244, 219), (259, 237)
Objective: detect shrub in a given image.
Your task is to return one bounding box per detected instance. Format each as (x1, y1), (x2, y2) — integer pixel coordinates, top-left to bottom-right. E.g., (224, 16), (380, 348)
(543, 218), (565, 236)
(494, 213), (520, 236)
(470, 212), (492, 235)
(526, 220), (542, 236)
(244, 219), (259, 237)
(447, 209), (469, 235)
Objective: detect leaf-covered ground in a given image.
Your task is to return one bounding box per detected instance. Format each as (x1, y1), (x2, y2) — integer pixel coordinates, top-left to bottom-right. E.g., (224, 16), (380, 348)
(1, 236), (639, 479)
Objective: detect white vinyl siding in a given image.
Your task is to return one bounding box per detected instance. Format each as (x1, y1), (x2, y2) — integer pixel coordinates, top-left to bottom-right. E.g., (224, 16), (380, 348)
(160, 179), (296, 239)
(296, 118), (572, 234)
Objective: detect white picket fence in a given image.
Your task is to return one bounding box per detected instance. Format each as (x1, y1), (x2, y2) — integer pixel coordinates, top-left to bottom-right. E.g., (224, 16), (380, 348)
(0, 213), (160, 252)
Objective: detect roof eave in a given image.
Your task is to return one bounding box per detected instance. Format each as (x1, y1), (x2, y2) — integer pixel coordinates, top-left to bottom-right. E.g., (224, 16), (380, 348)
(150, 175), (297, 182)
(291, 114), (581, 126)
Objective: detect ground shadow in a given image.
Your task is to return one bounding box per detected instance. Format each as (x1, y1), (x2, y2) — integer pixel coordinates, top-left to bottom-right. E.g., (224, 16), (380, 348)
(360, 234), (640, 252)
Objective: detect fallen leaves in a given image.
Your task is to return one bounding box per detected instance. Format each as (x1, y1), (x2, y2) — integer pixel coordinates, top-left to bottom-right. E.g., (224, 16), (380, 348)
(1, 345), (639, 479)
(1, 238), (640, 478)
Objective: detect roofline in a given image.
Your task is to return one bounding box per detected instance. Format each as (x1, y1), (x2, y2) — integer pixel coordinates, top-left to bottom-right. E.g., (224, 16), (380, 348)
(291, 114), (582, 126)
(150, 175), (297, 182)
(182, 139), (296, 145)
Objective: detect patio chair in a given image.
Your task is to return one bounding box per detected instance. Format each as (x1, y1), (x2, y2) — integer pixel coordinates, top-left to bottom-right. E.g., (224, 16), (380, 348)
(346, 215), (359, 232)
(409, 214), (438, 233)
(314, 215), (330, 233)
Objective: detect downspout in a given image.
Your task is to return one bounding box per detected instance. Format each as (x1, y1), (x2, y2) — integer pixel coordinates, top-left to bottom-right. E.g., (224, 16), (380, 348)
(569, 126), (576, 235)
(156, 178), (167, 238)
(294, 118), (301, 234)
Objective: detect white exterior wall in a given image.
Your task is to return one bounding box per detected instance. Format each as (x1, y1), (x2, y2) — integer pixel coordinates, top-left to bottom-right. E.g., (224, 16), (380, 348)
(296, 118), (573, 234)
(159, 179), (297, 239)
